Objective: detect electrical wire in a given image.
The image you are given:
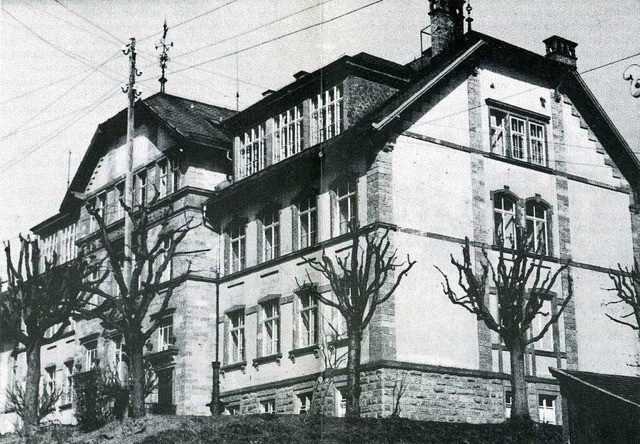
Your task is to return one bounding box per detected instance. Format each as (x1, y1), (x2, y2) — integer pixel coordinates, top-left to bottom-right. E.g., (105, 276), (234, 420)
(172, 0), (337, 60)
(51, 0), (126, 45)
(1, 51), (122, 141)
(162, 0), (384, 77)
(0, 87), (122, 173)
(2, 7), (124, 82)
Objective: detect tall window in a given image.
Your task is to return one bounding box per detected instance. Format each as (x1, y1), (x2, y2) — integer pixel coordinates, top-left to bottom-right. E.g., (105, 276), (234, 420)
(490, 109), (506, 154)
(158, 159), (169, 198)
(263, 210), (280, 262)
(262, 300), (280, 356)
(336, 180), (357, 235)
(62, 361), (74, 405)
(84, 340), (97, 370)
(538, 395), (556, 424)
(136, 170), (147, 206)
(229, 310), (245, 363)
(529, 122), (546, 165)
(171, 157), (181, 193)
(158, 316), (173, 351)
(494, 194), (517, 247)
(115, 181), (125, 220)
(44, 366), (56, 396)
(228, 222), (246, 273)
(298, 194), (317, 249)
(525, 201), (548, 255)
(297, 392), (313, 414)
(488, 105), (548, 166)
(299, 292), (318, 347)
(510, 117), (526, 160)
(311, 84), (343, 146)
(274, 105), (303, 162)
(240, 123), (267, 178)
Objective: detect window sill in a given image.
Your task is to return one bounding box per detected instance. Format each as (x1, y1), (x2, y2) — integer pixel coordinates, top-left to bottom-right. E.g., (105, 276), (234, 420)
(252, 353), (282, 368)
(288, 345), (320, 362)
(222, 361), (247, 373)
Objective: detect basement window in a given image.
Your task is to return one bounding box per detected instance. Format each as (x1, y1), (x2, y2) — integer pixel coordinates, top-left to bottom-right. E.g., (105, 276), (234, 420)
(538, 394), (557, 424)
(487, 100), (549, 167)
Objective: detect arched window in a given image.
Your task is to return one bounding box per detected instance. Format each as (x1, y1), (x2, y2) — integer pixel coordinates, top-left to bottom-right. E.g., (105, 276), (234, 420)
(525, 201), (549, 255)
(494, 193), (517, 247)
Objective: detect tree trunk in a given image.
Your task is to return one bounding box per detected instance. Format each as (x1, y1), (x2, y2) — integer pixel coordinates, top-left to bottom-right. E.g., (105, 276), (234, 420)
(23, 343), (41, 432)
(345, 327), (362, 419)
(509, 338), (531, 423)
(128, 336), (146, 418)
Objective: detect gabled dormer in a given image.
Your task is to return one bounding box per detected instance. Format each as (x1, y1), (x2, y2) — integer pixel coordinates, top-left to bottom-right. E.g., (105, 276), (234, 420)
(223, 53), (412, 181)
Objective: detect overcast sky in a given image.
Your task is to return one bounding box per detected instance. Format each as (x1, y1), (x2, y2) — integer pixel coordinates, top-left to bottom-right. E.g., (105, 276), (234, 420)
(0, 0), (639, 245)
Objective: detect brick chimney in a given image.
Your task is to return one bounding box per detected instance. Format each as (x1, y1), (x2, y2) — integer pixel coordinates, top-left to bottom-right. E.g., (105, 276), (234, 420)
(428, 0), (466, 57)
(543, 36), (578, 69)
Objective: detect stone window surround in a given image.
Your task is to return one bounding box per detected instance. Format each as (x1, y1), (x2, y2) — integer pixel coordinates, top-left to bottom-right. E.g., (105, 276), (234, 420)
(486, 98), (550, 167)
(489, 187), (555, 257)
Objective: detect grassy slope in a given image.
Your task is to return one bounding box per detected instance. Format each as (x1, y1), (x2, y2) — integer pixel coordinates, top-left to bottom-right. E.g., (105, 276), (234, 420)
(0, 415), (563, 444)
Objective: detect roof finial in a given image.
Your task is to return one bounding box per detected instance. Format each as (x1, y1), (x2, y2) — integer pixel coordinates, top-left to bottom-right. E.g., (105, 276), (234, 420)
(156, 19), (173, 93)
(465, 1), (474, 32)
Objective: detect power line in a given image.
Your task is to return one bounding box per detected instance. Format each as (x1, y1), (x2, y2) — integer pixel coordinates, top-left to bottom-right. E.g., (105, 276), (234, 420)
(163, 0), (384, 77)
(172, 0), (337, 60)
(52, 0), (125, 45)
(2, 7), (123, 82)
(138, 0), (242, 42)
(2, 51), (121, 141)
(0, 87), (121, 173)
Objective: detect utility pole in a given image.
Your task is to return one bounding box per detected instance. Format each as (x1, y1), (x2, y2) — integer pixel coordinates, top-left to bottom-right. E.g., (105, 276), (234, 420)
(122, 38), (141, 283)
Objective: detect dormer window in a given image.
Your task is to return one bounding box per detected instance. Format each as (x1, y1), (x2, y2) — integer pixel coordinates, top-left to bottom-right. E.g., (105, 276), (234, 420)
(487, 99), (549, 167)
(310, 84), (343, 146)
(239, 123), (267, 179)
(273, 105), (303, 162)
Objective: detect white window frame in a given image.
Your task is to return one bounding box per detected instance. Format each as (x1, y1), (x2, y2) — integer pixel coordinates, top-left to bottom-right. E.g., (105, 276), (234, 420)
(273, 105), (303, 162)
(229, 310), (245, 364)
(263, 210), (280, 262)
(538, 394), (556, 424)
(297, 391), (313, 414)
(240, 123), (267, 178)
(298, 195), (317, 249)
(525, 201), (548, 255)
(510, 116), (526, 160)
(136, 170), (147, 207)
(158, 158), (169, 198)
(299, 292), (318, 347)
(488, 106), (548, 166)
(336, 180), (357, 235)
(158, 316), (173, 352)
(494, 194), (517, 248)
(311, 84), (343, 146)
(84, 340), (98, 370)
(261, 399), (276, 414)
(229, 223), (246, 273)
(115, 181), (125, 220)
(262, 300), (280, 356)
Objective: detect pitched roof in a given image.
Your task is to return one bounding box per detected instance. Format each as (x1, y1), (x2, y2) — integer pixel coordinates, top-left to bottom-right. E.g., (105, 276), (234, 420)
(142, 93), (235, 146)
(58, 93), (234, 213)
(551, 368), (640, 408)
(368, 31), (640, 189)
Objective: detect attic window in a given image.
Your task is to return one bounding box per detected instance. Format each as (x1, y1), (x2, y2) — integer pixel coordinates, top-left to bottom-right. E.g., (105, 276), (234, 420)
(487, 99), (550, 167)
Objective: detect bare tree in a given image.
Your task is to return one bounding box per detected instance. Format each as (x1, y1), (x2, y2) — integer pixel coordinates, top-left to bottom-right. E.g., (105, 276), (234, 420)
(435, 232), (572, 423)
(606, 259), (640, 339)
(1, 236), (87, 432)
(76, 194), (204, 418)
(298, 224), (415, 419)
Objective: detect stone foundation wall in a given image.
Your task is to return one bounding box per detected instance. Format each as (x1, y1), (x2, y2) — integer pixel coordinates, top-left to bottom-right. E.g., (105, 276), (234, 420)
(220, 363), (561, 424)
